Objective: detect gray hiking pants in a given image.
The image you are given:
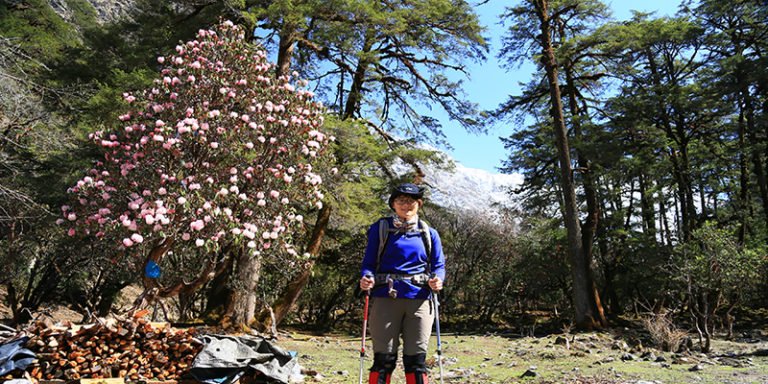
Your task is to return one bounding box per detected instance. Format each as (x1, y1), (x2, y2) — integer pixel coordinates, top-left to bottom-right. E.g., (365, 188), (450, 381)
(369, 297), (434, 355)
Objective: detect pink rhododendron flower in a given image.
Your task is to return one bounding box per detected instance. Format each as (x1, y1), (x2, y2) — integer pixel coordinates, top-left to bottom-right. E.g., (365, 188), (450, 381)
(190, 220), (205, 231)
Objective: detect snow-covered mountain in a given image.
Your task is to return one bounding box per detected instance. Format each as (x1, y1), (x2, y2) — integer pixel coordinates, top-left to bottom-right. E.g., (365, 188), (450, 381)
(424, 162), (523, 213)
(394, 154), (523, 214)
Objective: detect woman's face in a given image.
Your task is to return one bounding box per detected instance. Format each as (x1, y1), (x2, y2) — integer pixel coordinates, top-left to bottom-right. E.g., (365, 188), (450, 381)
(393, 195), (421, 220)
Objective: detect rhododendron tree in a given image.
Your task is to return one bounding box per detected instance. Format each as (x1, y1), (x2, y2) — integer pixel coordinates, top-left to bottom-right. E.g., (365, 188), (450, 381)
(60, 21), (334, 325)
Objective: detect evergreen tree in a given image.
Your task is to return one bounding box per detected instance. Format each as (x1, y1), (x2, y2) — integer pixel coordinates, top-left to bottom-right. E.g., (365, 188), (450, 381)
(497, 0), (609, 329)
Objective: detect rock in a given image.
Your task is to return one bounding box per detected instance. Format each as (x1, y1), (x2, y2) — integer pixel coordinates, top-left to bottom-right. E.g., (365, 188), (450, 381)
(621, 353), (636, 361)
(445, 367), (475, 379)
(612, 340), (629, 350)
(627, 336), (643, 349)
(660, 362), (671, 368)
(335, 370), (349, 376)
(655, 355), (667, 362)
(555, 336), (568, 345)
(520, 369), (538, 378)
(640, 351), (656, 361)
(689, 364), (704, 372)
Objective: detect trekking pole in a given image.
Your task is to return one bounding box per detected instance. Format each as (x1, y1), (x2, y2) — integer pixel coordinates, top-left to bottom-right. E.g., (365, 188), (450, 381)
(431, 277), (445, 384)
(359, 278), (372, 384)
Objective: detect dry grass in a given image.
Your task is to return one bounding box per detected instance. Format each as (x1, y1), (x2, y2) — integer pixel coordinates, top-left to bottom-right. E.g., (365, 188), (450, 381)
(642, 312), (689, 352)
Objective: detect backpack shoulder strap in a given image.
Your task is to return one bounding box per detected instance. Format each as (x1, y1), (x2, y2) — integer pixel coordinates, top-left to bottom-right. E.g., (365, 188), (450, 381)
(376, 218), (389, 272)
(419, 220), (432, 273)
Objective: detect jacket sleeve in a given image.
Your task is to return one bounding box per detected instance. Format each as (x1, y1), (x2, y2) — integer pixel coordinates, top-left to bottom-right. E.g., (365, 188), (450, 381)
(361, 221), (380, 278)
(429, 228), (446, 281)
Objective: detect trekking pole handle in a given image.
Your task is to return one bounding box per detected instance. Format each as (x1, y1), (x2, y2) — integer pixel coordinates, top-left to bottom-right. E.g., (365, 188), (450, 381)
(429, 273), (442, 293)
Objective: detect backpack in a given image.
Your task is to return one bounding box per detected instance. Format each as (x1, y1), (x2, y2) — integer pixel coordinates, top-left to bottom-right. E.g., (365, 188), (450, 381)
(375, 217), (432, 274)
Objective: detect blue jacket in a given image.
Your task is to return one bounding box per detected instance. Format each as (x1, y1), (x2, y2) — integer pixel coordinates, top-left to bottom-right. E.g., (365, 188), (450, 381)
(361, 217), (446, 299)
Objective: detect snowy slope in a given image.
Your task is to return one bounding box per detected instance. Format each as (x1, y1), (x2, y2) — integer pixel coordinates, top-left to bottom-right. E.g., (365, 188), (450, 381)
(424, 162), (522, 213)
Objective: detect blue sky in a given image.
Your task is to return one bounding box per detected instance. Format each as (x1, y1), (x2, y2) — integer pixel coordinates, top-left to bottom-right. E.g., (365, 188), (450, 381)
(442, 0), (685, 173)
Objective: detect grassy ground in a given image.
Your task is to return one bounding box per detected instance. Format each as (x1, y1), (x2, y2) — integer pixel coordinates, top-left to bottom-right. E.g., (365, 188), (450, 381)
(277, 329), (768, 384)
(2, 286), (766, 383)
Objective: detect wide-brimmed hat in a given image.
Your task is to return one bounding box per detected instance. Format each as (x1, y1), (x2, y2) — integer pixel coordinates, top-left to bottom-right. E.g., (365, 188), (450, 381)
(388, 183), (425, 208)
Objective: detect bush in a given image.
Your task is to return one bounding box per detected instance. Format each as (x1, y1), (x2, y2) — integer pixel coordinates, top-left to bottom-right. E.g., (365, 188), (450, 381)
(642, 311), (688, 352)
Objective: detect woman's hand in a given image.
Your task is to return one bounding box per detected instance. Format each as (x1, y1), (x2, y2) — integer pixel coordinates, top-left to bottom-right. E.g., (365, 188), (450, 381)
(360, 275), (375, 291)
(428, 276), (443, 291)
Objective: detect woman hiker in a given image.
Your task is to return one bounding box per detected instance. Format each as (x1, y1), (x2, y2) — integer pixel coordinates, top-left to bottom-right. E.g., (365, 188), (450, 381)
(359, 183), (446, 384)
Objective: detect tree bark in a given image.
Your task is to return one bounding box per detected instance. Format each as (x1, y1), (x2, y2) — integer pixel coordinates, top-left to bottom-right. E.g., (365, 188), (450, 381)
(227, 248), (261, 328)
(638, 172), (657, 238)
(533, 0), (604, 330)
(255, 203), (332, 330)
(563, 62), (607, 326)
(343, 28), (375, 120)
(276, 22), (298, 79)
(738, 102), (749, 244)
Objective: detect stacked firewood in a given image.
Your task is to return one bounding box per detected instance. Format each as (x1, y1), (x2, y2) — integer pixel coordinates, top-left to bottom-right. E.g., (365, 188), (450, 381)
(25, 312), (203, 381)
